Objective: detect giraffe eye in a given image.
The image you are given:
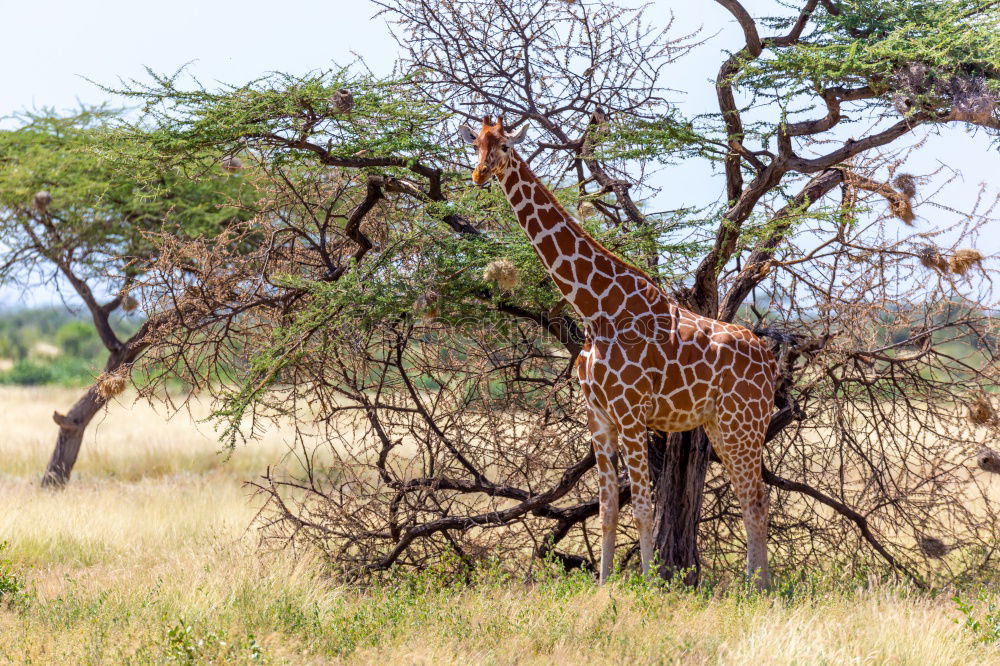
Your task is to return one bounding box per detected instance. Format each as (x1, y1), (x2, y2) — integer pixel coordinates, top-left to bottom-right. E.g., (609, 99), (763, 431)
(500, 144), (509, 152)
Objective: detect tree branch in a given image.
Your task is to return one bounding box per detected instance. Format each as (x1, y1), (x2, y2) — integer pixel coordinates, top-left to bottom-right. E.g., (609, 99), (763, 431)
(762, 465), (926, 588)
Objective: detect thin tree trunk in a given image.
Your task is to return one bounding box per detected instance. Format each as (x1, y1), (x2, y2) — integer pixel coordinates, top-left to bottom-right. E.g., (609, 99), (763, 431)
(41, 385), (107, 487)
(649, 429), (711, 585)
(41, 350), (125, 488)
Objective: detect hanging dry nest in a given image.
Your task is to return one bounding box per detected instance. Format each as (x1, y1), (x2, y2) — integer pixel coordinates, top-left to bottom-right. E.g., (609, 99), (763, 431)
(946, 75), (997, 124)
(976, 447), (1000, 474)
(948, 248), (983, 276)
(893, 174), (917, 199)
(918, 535), (949, 559)
(917, 246), (949, 273)
(892, 62), (997, 125)
(887, 173), (917, 225)
(844, 171), (914, 225)
(121, 295), (139, 313)
(330, 89), (354, 114)
(221, 155), (243, 173)
(413, 290), (440, 321)
(968, 393), (996, 426)
(483, 258), (519, 290)
(577, 201), (597, 219)
(33, 190), (52, 214)
(888, 196), (914, 225)
(907, 325), (932, 351)
(96, 370), (128, 400)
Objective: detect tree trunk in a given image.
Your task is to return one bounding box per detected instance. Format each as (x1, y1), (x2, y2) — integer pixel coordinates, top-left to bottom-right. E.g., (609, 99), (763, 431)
(41, 385), (107, 487)
(41, 350), (126, 488)
(648, 429), (711, 585)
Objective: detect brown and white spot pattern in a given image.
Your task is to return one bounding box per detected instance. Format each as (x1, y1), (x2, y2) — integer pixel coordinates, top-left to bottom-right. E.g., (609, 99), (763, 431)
(464, 117), (776, 588)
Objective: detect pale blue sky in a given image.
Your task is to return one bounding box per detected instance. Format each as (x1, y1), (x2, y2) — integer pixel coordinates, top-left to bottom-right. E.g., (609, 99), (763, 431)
(1, 0), (997, 308)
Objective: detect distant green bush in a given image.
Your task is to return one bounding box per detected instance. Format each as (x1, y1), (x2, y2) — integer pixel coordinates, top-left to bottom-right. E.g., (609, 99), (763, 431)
(0, 357), (98, 386)
(54, 319), (105, 359)
(0, 360), (55, 385)
(0, 307), (137, 386)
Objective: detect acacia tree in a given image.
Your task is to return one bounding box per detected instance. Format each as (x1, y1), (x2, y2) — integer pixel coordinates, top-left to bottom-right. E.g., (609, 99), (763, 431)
(0, 108), (252, 486)
(116, 0), (1000, 585)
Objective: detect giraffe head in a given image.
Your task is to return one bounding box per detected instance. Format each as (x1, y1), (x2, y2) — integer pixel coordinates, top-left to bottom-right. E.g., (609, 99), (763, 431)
(458, 116), (528, 185)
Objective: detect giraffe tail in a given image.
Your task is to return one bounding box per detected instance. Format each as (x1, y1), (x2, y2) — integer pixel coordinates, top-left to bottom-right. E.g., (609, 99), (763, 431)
(752, 327), (801, 382)
(751, 327), (801, 347)
(753, 327), (831, 442)
(752, 327), (831, 359)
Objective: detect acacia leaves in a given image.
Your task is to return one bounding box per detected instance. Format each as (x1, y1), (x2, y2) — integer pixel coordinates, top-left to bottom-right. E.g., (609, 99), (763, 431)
(740, 0), (1000, 113)
(106, 68), (451, 178)
(0, 108), (252, 286)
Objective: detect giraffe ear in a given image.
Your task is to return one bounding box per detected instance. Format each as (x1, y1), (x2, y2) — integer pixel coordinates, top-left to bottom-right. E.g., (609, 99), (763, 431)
(506, 123), (529, 145)
(458, 124), (477, 144)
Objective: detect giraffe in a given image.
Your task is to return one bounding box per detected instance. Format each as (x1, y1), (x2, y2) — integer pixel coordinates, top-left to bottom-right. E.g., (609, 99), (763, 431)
(459, 116), (777, 588)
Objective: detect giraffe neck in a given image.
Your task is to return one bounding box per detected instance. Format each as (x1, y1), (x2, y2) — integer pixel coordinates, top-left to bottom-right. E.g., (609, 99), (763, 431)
(497, 152), (659, 324)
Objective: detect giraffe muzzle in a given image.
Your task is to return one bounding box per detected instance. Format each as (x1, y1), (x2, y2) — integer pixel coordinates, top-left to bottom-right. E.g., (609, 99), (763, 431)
(471, 167), (491, 186)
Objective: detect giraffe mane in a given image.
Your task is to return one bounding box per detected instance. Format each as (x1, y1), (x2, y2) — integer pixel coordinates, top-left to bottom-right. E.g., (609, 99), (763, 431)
(508, 149), (665, 292)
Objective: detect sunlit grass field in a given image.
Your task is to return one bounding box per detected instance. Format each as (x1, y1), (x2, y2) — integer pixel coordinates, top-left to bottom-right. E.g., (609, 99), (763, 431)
(1, 386), (999, 664)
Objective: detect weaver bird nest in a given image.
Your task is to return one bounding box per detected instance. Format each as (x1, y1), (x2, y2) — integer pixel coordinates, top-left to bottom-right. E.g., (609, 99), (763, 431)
(577, 201), (597, 219)
(968, 393), (997, 426)
(948, 249), (984, 276)
(96, 371), (128, 399)
(894, 173), (917, 199)
(330, 89), (354, 114)
(413, 290), (440, 321)
(845, 171), (916, 225)
(976, 447), (1000, 475)
(892, 62), (998, 125)
(918, 246), (949, 272)
(918, 247), (983, 275)
(918, 535), (949, 559)
(33, 190), (52, 214)
(483, 258), (519, 291)
(221, 155), (243, 173)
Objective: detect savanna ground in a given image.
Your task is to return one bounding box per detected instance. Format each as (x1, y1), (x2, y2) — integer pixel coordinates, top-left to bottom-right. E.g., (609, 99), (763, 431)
(1, 386), (1000, 664)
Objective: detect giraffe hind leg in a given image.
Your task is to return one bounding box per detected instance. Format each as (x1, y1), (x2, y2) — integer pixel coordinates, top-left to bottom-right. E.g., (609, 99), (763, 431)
(705, 418), (771, 590)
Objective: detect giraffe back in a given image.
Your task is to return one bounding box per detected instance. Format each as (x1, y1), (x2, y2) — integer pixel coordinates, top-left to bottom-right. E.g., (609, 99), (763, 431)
(576, 289), (777, 436)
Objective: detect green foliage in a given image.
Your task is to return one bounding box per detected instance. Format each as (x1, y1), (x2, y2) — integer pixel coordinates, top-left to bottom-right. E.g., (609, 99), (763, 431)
(0, 307), (143, 386)
(54, 319), (105, 359)
(0, 307), (71, 360)
(599, 1), (999, 176)
(0, 108), (253, 393)
(0, 541), (29, 609)
(0, 360), (56, 386)
(954, 589), (1000, 644)
(0, 356), (103, 387)
(163, 618), (264, 664)
(0, 108), (253, 286)
(597, 112), (717, 163)
(742, 1), (1000, 109)
(105, 67), (450, 178)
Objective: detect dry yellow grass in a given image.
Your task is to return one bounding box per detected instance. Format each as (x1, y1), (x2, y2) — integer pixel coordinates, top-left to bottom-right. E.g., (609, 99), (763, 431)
(0, 385), (291, 480)
(0, 386), (998, 664)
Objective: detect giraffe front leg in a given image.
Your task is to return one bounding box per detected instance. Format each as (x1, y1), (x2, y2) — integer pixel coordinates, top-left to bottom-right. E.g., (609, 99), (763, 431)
(619, 424), (655, 577)
(588, 409), (619, 584)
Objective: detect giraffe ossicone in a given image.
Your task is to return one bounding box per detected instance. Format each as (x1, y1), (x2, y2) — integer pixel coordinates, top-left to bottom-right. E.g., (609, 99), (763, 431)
(460, 116), (776, 589)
